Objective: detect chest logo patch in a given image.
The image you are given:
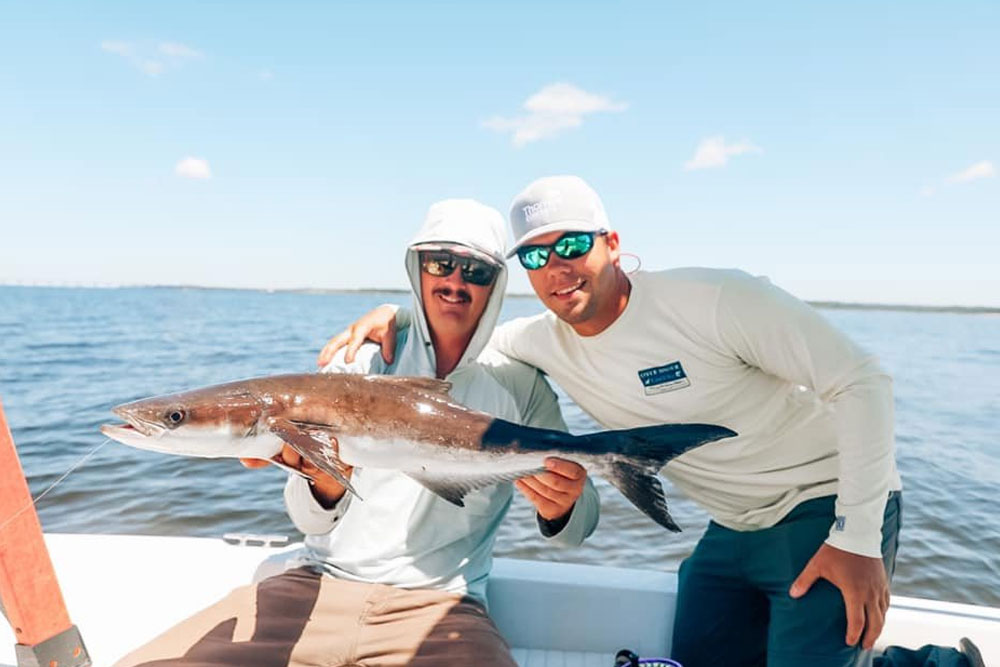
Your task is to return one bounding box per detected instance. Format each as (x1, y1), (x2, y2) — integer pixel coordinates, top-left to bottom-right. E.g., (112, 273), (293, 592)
(638, 361), (690, 396)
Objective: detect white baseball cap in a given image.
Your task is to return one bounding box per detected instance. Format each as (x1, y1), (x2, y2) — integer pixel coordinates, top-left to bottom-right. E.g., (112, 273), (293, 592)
(507, 175), (609, 258)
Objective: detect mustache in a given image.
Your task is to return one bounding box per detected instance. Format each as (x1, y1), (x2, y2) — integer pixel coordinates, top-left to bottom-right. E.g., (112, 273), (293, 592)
(432, 286), (472, 302)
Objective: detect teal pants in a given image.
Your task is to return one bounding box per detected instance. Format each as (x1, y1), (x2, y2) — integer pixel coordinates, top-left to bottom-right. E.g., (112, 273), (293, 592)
(672, 493), (902, 667)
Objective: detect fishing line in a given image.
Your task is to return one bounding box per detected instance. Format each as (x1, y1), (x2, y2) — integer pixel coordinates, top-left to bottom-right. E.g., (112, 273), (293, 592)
(0, 437), (112, 535)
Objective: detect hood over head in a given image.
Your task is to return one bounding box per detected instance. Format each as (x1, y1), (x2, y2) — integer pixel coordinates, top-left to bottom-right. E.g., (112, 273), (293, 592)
(402, 199), (508, 377)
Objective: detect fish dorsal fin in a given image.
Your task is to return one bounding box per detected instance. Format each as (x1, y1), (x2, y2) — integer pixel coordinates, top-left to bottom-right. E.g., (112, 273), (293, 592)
(365, 375), (453, 396)
(404, 468), (545, 507)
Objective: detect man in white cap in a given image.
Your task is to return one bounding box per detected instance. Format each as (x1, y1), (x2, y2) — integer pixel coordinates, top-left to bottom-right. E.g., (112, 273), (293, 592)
(317, 177), (909, 667)
(116, 199), (599, 667)
(497, 177), (901, 667)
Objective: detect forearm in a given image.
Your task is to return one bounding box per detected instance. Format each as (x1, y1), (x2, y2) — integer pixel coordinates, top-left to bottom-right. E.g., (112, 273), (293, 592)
(826, 367), (896, 557)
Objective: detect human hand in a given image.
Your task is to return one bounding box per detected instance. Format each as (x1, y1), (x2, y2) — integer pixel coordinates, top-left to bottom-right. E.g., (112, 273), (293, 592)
(790, 542), (890, 649)
(317, 304), (399, 367)
(515, 458), (587, 522)
(240, 443), (352, 508)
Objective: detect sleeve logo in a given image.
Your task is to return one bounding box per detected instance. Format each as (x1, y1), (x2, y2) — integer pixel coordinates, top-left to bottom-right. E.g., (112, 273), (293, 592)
(637, 361), (690, 396)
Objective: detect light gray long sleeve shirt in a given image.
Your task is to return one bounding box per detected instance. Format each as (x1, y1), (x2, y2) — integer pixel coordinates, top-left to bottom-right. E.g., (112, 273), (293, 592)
(490, 268), (900, 558)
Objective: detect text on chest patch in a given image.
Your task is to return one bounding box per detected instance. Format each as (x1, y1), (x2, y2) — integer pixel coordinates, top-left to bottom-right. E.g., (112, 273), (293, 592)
(638, 361), (691, 396)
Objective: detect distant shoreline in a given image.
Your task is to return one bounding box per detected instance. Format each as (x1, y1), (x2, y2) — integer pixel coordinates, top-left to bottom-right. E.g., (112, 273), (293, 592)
(1, 284), (998, 315)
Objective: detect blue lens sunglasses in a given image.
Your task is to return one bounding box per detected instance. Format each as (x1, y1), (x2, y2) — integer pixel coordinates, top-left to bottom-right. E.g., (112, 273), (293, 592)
(516, 230), (607, 271)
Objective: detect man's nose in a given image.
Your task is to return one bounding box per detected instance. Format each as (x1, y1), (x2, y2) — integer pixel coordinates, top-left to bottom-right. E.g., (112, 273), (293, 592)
(544, 254), (574, 274)
(443, 268), (467, 287)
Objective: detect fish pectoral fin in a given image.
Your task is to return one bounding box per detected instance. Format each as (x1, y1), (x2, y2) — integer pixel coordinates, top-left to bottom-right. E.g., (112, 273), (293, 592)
(266, 417), (363, 501)
(404, 469), (544, 507)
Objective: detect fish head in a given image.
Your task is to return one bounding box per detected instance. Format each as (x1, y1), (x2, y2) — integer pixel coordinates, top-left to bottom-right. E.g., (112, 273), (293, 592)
(100, 384), (279, 459)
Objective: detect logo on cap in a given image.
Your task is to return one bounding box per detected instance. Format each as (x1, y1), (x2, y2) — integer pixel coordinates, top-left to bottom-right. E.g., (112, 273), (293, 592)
(522, 192), (562, 225)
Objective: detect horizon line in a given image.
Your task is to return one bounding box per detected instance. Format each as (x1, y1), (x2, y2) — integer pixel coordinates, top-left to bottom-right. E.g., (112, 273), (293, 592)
(2, 282), (998, 315)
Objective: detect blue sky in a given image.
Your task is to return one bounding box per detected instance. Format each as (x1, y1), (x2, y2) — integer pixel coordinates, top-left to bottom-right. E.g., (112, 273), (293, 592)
(1, 1), (997, 306)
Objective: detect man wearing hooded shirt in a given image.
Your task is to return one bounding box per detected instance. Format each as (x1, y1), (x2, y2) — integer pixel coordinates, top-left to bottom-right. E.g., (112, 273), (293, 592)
(114, 199), (599, 667)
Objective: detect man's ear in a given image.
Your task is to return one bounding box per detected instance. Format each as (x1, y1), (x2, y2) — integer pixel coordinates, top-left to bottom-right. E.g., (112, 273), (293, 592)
(604, 230), (622, 266)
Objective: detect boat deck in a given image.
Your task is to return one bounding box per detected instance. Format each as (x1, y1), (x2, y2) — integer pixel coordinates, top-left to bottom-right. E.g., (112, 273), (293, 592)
(2, 534), (997, 666)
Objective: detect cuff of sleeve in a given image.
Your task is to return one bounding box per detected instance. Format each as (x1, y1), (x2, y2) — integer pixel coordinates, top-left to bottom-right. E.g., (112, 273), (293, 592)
(392, 304), (409, 329)
(537, 506), (574, 538)
(285, 476), (351, 533)
(824, 512), (884, 558)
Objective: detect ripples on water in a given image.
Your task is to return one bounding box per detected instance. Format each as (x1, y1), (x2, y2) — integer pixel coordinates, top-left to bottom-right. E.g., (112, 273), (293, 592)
(1, 287), (998, 606)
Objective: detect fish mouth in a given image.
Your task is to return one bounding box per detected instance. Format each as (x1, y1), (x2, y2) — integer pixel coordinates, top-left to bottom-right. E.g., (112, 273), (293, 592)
(101, 406), (166, 441)
(100, 422), (141, 440)
(100, 419), (171, 454)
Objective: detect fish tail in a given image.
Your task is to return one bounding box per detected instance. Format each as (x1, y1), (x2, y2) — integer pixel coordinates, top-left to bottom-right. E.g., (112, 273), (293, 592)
(580, 424), (737, 532)
(604, 461), (680, 532)
(583, 423), (737, 464)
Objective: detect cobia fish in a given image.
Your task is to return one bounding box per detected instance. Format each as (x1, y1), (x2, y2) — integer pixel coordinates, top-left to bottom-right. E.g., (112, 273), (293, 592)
(100, 373), (737, 531)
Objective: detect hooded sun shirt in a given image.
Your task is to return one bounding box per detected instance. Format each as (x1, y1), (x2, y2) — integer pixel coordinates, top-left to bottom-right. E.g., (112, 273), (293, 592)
(284, 199), (599, 606)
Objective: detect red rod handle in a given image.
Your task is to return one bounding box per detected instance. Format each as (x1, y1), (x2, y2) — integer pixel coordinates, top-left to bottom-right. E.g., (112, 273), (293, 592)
(0, 397), (73, 645)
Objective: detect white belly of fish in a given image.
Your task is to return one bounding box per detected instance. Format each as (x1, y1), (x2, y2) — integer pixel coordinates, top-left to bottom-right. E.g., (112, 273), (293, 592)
(337, 435), (551, 477)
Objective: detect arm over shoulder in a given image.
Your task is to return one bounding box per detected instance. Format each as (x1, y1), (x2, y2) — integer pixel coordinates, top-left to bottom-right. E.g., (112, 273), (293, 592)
(487, 314), (554, 369)
(320, 340), (390, 376)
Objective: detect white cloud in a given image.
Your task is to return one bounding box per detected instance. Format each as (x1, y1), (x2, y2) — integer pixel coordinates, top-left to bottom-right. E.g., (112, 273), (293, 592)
(259, 68), (274, 81)
(922, 159), (995, 195)
(945, 160), (995, 184)
(175, 157), (212, 180)
(101, 39), (203, 76)
(482, 114), (583, 148)
(482, 83), (628, 147)
(684, 136), (762, 171)
(523, 83), (628, 115)
(159, 42), (203, 59)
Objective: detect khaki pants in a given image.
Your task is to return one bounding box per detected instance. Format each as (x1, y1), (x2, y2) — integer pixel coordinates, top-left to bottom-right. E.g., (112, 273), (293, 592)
(115, 567), (516, 667)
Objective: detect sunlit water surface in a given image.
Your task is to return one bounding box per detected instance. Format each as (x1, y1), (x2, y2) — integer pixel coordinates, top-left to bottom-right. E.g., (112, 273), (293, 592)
(1, 287), (997, 606)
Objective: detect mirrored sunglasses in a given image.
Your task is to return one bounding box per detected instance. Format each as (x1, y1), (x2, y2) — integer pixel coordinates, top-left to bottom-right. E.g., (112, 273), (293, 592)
(516, 231), (605, 271)
(419, 251), (499, 287)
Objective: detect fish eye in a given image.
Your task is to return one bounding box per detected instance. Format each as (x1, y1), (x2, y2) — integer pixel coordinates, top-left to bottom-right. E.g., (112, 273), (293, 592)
(165, 409), (186, 426)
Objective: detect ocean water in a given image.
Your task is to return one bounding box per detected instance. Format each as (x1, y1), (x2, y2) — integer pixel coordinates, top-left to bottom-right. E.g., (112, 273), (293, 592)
(1, 286), (998, 607)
